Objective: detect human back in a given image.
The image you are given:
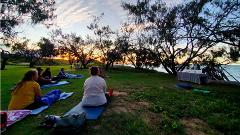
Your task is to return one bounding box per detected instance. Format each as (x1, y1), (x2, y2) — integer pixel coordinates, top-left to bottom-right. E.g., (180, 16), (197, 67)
(8, 70), (41, 110)
(82, 67), (107, 106)
(84, 76), (106, 96)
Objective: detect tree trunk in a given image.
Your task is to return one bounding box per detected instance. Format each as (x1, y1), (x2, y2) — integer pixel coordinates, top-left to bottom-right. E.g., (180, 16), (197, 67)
(105, 62), (110, 71)
(1, 50), (9, 70)
(83, 64), (87, 69)
(81, 59), (89, 69)
(29, 61), (35, 67)
(29, 57), (35, 67)
(1, 58), (7, 70)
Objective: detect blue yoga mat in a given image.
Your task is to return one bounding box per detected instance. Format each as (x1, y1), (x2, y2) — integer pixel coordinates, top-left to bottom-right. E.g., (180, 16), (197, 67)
(66, 74), (84, 79)
(31, 106), (49, 115)
(41, 81), (70, 89)
(65, 102), (106, 120)
(176, 82), (193, 90)
(58, 92), (74, 100)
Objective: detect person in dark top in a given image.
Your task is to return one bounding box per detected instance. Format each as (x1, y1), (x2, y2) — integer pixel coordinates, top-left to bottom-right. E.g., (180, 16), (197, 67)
(36, 67), (52, 86)
(57, 68), (67, 79)
(42, 68), (52, 79)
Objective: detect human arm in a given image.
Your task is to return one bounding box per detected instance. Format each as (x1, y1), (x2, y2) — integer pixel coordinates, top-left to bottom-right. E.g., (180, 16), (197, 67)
(103, 80), (107, 93)
(34, 83), (42, 99)
(39, 76), (52, 82)
(83, 80), (87, 95)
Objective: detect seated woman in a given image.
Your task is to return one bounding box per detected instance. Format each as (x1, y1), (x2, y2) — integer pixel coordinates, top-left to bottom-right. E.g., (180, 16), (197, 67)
(97, 67), (106, 78)
(36, 67), (52, 86)
(57, 68), (67, 79)
(8, 70), (44, 110)
(42, 68), (52, 79)
(81, 67), (107, 107)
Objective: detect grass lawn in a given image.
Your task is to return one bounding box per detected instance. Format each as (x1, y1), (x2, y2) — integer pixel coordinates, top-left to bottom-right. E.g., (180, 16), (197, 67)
(1, 65), (240, 135)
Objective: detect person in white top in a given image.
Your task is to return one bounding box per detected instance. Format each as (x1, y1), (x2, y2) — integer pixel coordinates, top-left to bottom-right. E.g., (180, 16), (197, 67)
(81, 66), (107, 106)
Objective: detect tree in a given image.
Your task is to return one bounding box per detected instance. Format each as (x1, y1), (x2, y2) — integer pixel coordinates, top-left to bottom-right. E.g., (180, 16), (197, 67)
(184, 1), (240, 48)
(122, 0), (240, 75)
(52, 30), (96, 68)
(87, 14), (115, 70)
(0, 48), (10, 70)
(0, 0), (55, 38)
(11, 38), (40, 67)
(38, 37), (56, 58)
(106, 49), (122, 68)
(0, 0), (56, 69)
(116, 29), (159, 69)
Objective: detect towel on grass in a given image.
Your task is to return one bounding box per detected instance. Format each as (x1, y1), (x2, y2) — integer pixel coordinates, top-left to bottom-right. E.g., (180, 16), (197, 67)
(1, 110), (32, 127)
(66, 73), (84, 79)
(41, 81), (70, 89)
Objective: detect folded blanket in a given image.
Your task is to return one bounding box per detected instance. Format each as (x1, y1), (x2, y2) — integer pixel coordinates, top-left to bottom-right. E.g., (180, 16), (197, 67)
(41, 90), (61, 106)
(41, 81), (70, 89)
(31, 92), (74, 115)
(1, 110), (31, 127)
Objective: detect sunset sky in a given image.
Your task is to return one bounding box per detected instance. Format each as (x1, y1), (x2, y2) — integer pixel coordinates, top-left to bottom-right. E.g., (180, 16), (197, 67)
(14, 0), (182, 43)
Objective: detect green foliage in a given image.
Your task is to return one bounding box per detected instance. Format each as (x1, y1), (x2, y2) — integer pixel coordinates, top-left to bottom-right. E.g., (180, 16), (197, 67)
(1, 0), (55, 37)
(51, 30), (96, 68)
(161, 112), (184, 135)
(1, 65), (240, 134)
(122, 0), (240, 75)
(230, 47), (240, 62)
(88, 14), (118, 70)
(38, 38), (56, 58)
(36, 58), (69, 66)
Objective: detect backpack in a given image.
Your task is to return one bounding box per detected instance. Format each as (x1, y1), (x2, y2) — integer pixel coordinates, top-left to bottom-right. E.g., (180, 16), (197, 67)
(40, 112), (86, 135)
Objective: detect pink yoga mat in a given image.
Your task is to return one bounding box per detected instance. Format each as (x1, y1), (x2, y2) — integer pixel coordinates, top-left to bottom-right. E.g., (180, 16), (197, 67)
(1, 110), (31, 127)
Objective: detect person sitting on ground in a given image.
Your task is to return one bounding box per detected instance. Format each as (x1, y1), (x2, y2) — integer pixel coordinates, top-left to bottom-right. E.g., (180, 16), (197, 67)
(81, 66), (108, 107)
(42, 68), (52, 79)
(42, 67), (61, 82)
(57, 68), (67, 79)
(97, 67), (106, 78)
(36, 67), (52, 86)
(8, 70), (44, 110)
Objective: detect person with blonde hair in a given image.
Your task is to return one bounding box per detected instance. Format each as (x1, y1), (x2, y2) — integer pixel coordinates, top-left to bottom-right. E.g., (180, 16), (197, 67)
(8, 70), (44, 110)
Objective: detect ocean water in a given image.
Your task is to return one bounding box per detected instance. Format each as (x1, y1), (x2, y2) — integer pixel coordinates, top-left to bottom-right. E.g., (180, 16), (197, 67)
(222, 65), (240, 82)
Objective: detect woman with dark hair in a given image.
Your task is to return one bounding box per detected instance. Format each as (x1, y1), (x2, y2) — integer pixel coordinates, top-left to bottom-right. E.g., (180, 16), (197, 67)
(57, 68), (67, 79)
(36, 67), (52, 86)
(81, 66), (108, 106)
(8, 70), (44, 110)
(42, 68), (52, 79)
